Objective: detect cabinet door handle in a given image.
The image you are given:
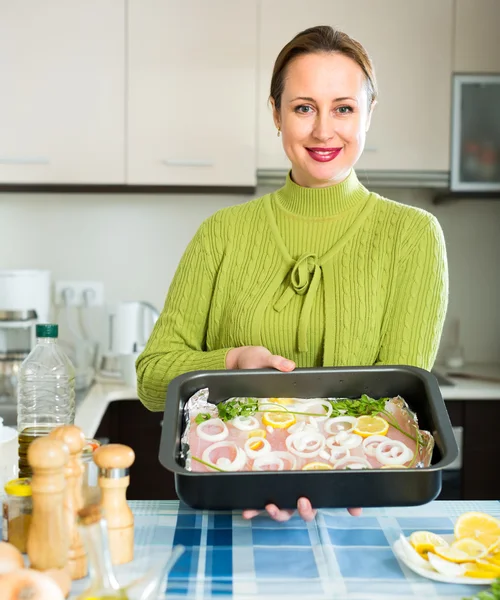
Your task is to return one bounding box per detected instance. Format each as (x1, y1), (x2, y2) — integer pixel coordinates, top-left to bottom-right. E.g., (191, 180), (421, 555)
(161, 159), (214, 168)
(0, 157), (50, 165)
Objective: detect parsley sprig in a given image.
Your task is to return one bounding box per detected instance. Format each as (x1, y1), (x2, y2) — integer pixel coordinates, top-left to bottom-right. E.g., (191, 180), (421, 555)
(463, 578), (500, 600)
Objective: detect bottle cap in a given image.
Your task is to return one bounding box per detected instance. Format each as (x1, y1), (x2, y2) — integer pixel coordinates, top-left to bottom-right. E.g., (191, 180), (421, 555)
(36, 323), (58, 338)
(5, 478), (32, 497)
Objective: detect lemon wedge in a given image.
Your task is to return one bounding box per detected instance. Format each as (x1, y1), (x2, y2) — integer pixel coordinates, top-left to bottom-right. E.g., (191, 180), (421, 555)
(454, 512), (500, 549)
(262, 411), (296, 429)
(451, 537), (488, 560)
(302, 462), (333, 471)
(353, 415), (389, 438)
(409, 531), (448, 557)
(434, 546), (471, 563)
(462, 562), (498, 579)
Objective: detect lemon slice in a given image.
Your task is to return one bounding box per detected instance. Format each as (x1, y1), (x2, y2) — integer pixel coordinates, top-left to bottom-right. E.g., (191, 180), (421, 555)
(248, 429), (266, 439)
(462, 562), (497, 579)
(454, 512), (500, 549)
(434, 546), (471, 563)
(353, 415), (389, 438)
(248, 439), (266, 451)
(409, 531), (448, 557)
(302, 462), (333, 471)
(451, 537), (488, 560)
(475, 559), (500, 576)
(262, 411), (296, 429)
(269, 397), (295, 406)
(484, 553), (500, 567)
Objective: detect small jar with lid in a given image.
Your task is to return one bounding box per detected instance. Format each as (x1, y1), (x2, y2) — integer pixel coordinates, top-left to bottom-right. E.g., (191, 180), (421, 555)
(2, 477), (32, 553)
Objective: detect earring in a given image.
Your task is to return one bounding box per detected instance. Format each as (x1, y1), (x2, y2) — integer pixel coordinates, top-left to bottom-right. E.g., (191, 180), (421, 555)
(277, 128), (281, 137)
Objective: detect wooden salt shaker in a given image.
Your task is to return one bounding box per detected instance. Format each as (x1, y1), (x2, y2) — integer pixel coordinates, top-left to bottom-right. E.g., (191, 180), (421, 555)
(27, 437), (70, 571)
(49, 425), (87, 580)
(93, 443), (135, 565)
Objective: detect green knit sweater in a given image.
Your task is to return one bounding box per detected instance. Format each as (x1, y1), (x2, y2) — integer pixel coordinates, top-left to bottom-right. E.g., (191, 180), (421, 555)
(136, 170), (448, 412)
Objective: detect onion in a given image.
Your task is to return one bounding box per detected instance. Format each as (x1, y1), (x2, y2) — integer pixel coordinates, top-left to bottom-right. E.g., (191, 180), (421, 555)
(202, 441), (247, 471)
(334, 432), (363, 449)
(244, 436), (271, 459)
(0, 542), (24, 575)
(334, 456), (372, 470)
(302, 399), (332, 421)
(362, 435), (389, 457)
(232, 416), (259, 431)
(375, 440), (413, 466)
(329, 446), (350, 462)
(252, 453), (285, 471)
(288, 421), (305, 435)
(324, 416), (358, 435)
(196, 418), (228, 442)
(0, 568), (64, 600)
(271, 451), (297, 471)
(286, 431), (325, 458)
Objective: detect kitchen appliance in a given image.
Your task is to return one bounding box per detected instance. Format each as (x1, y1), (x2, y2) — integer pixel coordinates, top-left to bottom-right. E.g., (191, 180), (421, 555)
(0, 270), (51, 404)
(451, 74), (500, 192)
(159, 365), (459, 510)
(102, 301), (159, 389)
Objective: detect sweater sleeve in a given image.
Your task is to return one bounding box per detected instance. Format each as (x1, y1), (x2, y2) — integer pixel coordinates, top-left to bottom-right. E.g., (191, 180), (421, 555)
(376, 212), (448, 371)
(136, 218), (233, 412)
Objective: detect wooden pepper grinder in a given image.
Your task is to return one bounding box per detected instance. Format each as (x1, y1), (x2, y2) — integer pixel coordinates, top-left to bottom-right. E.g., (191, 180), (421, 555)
(93, 444), (135, 565)
(49, 425), (87, 580)
(27, 437), (70, 572)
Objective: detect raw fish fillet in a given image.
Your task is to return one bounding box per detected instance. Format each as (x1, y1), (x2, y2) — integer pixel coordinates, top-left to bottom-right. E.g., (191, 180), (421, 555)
(181, 391), (434, 473)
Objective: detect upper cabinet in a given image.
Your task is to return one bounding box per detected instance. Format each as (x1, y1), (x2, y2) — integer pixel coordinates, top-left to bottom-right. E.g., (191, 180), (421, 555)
(0, 2), (125, 184)
(454, 0), (500, 73)
(257, 0), (453, 173)
(127, 0), (257, 187)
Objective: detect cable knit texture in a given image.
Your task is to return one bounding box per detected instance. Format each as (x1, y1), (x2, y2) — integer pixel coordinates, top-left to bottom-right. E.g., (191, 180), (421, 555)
(136, 170), (449, 411)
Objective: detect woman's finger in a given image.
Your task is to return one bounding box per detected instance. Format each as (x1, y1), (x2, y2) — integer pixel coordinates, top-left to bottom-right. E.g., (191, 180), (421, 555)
(265, 504), (295, 521)
(348, 507), (363, 517)
(297, 497), (317, 522)
(268, 355), (296, 372)
(242, 509), (261, 519)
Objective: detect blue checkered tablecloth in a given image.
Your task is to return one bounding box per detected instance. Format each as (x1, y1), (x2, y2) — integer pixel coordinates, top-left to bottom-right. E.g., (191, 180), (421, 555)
(70, 500), (500, 600)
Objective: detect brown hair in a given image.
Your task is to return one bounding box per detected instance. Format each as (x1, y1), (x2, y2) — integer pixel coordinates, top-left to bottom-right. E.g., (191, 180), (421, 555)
(270, 25), (377, 111)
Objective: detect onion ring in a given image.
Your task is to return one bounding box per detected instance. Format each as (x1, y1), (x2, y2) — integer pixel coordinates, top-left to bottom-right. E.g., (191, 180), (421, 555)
(244, 436), (271, 459)
(362, 435), (389, 457)
(202, 441), (247, 471)
(232, 416), (260, 431)
(333, 456), (372, 470)
(375, 440), (413, 465)
(324, 416), (358, 435)
(196, 418), (228, 442)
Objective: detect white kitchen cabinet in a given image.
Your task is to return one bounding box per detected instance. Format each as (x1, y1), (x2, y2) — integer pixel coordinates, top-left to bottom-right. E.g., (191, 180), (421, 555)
(127, 0), (257, 187)
(454, 0), (500, 73)
(257, 0), (453, 173)
(0, 2), (125, 184)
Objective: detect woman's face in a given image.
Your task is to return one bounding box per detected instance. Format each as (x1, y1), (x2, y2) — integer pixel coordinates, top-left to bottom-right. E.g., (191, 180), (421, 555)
(272, 52), (375, 188)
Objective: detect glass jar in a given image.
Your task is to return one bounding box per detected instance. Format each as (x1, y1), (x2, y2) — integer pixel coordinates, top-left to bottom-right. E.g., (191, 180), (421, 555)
(2, 477), (32, 553)
(82, 438), (101, 505)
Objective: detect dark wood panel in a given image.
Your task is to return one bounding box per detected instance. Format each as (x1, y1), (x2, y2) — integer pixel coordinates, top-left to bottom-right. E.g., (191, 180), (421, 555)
(94, 399), (177, 501)
(462, 401), (500, 500)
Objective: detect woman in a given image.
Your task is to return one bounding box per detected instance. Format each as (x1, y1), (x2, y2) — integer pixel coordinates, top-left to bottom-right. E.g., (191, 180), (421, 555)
(136, 26), (448, 522)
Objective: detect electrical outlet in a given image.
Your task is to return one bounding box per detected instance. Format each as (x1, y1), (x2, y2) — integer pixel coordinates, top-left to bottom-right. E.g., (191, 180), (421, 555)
(54, 281), (104, 307)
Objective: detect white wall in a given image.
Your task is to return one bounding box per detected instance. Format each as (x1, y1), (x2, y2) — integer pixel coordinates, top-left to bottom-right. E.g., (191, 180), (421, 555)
(0, 185), (499, 363)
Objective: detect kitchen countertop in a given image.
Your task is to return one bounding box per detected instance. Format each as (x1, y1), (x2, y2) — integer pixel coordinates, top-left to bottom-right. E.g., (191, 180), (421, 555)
(75, 364), (500, 440)
(70, 499), (500, 600)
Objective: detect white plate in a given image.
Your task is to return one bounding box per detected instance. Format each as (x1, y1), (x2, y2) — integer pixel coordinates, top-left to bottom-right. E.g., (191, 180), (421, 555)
(392, 534), (495, 585)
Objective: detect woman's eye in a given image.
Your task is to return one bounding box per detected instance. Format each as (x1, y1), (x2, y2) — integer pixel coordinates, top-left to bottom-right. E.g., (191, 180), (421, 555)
(337, 105), (353, 115)
(295, 105), (313, 114)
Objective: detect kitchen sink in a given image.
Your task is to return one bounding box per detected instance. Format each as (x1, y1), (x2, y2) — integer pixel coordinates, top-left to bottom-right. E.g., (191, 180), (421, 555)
(431, 370), (455, 387)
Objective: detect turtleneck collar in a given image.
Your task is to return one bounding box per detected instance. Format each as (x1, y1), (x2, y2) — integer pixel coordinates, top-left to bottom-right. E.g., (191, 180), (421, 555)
(275, 169), (368, 218)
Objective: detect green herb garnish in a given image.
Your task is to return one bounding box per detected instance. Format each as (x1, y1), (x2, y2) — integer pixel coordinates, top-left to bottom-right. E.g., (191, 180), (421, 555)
(195, 412), (212, 424)
(191, 455), (226, 472)
(217, 397), (259, 421)
(463, 577), (500, 599)
(330, 394), (388, 418)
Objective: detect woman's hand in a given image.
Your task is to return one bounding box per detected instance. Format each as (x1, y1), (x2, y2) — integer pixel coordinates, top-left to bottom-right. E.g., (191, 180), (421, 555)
(226, 345), (296, 372)
(243, 500), (362, 522)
